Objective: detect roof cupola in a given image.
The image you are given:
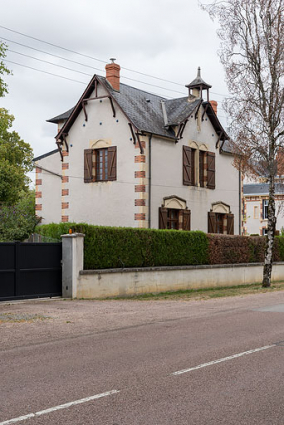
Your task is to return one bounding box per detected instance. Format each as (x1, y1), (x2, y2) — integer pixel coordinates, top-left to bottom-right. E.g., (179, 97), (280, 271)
(185, 67), (212, 101)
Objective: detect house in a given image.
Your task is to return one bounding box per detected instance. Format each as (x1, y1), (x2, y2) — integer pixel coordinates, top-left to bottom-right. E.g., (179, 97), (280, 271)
(243, 182), (284, 235)
(34, 60), (241, 234)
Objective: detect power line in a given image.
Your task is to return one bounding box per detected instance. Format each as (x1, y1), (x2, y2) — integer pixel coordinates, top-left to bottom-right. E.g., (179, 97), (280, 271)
(0, 25), (230, 98)
(3, 59), (87, 84)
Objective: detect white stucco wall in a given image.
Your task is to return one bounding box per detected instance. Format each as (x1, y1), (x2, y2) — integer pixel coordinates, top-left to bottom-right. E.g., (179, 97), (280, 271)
(150, 106), (240, 234)
(64, 83), (137, 227)
(34, 151), (62, 225)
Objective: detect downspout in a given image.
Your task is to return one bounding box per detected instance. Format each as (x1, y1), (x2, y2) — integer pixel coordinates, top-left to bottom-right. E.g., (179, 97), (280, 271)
(148, 134), (153, 229)
(239, 168), (242, 235)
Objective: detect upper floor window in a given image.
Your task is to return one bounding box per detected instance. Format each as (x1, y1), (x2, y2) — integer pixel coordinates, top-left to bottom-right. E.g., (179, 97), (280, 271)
(84, 146), (117, 183)
(183, 145), (215, 189)
(263, 199), (268, 219)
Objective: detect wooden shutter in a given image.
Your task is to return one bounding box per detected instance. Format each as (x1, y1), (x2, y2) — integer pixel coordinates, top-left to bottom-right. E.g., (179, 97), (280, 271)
(108, 146), (117, 181)
(84, 149), (94, 183)
(208, 212), (217, 233)
(183, 209), (191, 231)
(227, 213), (234, 235)
(207, 152), (215, 189)
(159, 207), (168, 229)
(199, 151), (205, 187)
(183, 146), (192, 186)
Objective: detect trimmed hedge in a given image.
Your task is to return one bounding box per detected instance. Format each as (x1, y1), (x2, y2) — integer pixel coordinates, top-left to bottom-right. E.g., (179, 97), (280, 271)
(36, 223), (209, 269)
(36, 223), (284, 269)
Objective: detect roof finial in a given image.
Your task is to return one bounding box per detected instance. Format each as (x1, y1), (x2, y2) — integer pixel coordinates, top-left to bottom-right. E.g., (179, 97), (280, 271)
(197, 66), (201, 78)
(110, 58), (116, 63)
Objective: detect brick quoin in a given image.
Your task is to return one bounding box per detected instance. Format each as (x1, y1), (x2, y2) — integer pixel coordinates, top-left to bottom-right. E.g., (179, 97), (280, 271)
(135, 185), (146, 192)
(35, 179), (42, 186)
(35, 204), (42, 211)
(135, 170), (146, 178)
(135, 199), (146, 206)
(62, 151), (69, 157)
(62, 189), (69, 196)
(35, 191), (42, 198)
(135, 213), (146, 220)
(135, 155), (146, 163)
(36, 167), (42, 173)
(62, 176), (69, 183)
(62, 215), (69, 222)
(62, 163), (69, 170)
(135, 141), (146, 149)
(62, 202), (69, 209)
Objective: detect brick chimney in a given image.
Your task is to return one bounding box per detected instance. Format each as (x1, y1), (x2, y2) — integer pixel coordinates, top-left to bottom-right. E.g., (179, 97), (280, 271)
(105, 58), (120, 91)
(210, 100), (218, 115)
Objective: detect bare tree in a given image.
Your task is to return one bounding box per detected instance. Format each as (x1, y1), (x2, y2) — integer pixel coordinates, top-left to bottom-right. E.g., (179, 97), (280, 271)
(201, 0), (284, 287)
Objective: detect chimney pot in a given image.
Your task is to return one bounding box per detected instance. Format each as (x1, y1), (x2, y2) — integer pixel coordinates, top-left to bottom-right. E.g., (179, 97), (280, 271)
(105, 60), (120, 91)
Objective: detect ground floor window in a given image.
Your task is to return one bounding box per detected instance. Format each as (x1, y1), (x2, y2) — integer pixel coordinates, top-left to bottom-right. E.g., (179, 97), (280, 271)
(159, 207), (191, 230)
(208, 209), (234, 234)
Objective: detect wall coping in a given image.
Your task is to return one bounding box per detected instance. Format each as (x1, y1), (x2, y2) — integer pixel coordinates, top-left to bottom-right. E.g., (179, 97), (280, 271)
(80, 262), (284, 275)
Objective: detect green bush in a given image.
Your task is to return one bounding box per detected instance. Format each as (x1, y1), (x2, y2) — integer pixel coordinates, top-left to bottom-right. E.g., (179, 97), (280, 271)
(36, 223), (284, 269)
(36, 223), (209, 269)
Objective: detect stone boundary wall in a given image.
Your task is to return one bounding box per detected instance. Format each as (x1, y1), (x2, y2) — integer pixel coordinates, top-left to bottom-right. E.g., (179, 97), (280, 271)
(62, 233), (284, 299)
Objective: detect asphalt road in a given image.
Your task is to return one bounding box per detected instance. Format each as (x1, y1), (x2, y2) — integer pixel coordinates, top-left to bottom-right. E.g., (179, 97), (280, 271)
(1, 292), (284, 424)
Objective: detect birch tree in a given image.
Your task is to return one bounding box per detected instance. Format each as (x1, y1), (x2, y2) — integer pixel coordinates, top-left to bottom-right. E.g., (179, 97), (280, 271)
(201, 0), (284, 287)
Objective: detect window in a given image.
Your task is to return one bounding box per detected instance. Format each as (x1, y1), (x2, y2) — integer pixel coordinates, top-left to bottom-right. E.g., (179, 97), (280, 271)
(159, 208), (191, 231)
(262, 228), (268, 236)
(84, 146), (117, 183)
(199, 150), (205, 187)
(208, 212), (234, 235)
(167, 209), (179, 229)
(183, 146), (215, 189)
(263, 199), (268, 219)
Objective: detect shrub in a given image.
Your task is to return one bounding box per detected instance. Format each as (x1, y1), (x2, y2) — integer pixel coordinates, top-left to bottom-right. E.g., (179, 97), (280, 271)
(36, 223), (209, 269)
(36, 223), (284, 269)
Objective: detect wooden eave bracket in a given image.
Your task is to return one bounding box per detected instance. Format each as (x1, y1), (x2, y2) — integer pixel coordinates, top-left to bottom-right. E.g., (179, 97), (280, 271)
(82, 95), (116, 121)
(56, 140), (64, 162)
(216, 131), (223, 149)
(128, 123), (136, 144)
(195, 102), (201, 120)
(136, 132), (144, 154)
(202, 103), (209, 121)
(62, 133), (69, 152)
(177, 119), (189, 141)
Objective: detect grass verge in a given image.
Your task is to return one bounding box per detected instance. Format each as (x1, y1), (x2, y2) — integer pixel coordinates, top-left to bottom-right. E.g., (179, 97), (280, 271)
(99, 281), (284, 301)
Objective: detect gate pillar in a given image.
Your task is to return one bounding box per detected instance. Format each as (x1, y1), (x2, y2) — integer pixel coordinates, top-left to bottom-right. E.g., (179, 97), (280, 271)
(61, 233), (84, 298)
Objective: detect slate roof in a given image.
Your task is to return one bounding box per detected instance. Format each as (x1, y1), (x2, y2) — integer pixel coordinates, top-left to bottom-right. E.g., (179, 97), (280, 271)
(47, 107), (74, 124)
(243, 183), (284, 195)
(50, 74), (230, 147)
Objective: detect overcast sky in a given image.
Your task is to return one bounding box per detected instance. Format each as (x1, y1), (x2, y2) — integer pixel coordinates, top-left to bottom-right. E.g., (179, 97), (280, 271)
(1, 0), (228, 184)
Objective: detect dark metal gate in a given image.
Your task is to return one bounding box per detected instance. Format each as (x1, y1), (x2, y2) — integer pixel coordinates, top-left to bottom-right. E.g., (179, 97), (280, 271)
(0, 242), (62, 301)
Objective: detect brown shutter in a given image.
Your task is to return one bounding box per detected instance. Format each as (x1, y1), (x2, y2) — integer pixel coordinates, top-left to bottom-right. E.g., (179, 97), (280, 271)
(159, 207), (168, 229)
(183, 146), (192, 186)
(208, 212), (217, 233)
(108, 146), (117, 181)
(183, 209), (191, 231)
(199, 151), (205, 187)
(84, 149), (94, 183)
(227, 213), (234, 235)
(207, 152), (215, 189)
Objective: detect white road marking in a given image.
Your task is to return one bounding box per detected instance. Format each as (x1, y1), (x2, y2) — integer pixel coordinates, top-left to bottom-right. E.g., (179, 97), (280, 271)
(0, 390), (119, 425)
(172, 344), (275, 376)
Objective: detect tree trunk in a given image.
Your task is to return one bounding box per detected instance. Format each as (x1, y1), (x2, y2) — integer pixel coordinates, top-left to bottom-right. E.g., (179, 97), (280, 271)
(262, 173), (276, 287)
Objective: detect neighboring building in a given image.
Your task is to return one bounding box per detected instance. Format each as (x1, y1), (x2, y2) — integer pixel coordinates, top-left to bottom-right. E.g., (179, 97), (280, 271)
(243, 182), (284, 235)
(34, 61), (241, 234)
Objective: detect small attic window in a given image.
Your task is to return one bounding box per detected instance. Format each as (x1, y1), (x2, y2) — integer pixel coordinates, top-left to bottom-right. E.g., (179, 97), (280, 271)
(146, 99), (151, 103)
